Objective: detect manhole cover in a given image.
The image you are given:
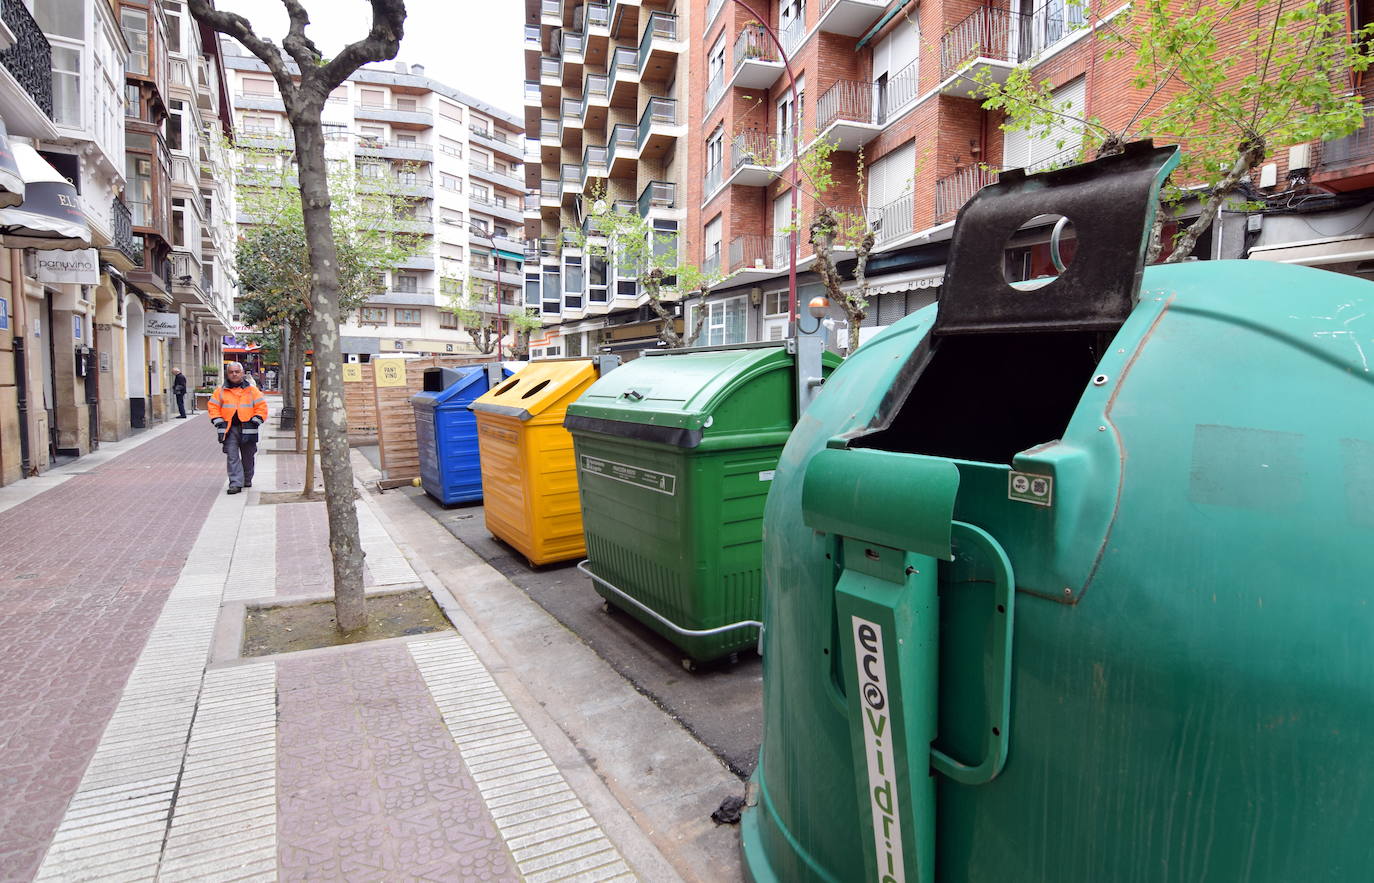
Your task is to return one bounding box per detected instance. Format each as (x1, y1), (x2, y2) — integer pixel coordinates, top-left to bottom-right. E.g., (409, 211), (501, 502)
(241, 588), (451, 657)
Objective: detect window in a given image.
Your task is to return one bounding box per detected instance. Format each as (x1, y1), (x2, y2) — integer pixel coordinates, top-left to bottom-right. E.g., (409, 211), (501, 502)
(167, 101), (183, 151)
(329, 85), (349, 102)
(36, 0), (84, 39)
(358, 161), (384, 178)
(359, 124), (384, 144)
(242, 77), (274, 96)
(778, 76), (805, 155)
(395, 274), (419, 293)
(874, 17), (919, 123)
(564, 255), (584, 310)
(361, 307), (388, 324)
(242, 113), (276, 134)
(396, 133), (417, 146)
(395, 97), (417, 112)
(705, 128), (723, 192)
(165, 1), (182, 53)
(394, 308), (421, 326)
(441, 208), (465, 227)
(440, 137), (462, 158)
(1002, 76), (1085, 172)
(565, 333), (583, 357)
(126, 83), (141, 118)
(706, 34), (726, 108)
(51, 46), (82, 127)
(171, 199), (186, 247)
(588, 255), (608, 303)
(440, 173), (462, 192)
(762, 290), (789, 340)
(689, 296), (747, 346)
(440, 101), (463, 123)
(122, 8), (149, 75)
(126, 154), (153, 226)
(360, 88), (386, 108)
(439, 310), (458, 329)
(542, 270), (561, 313)
(471, 183), (490, 202)
(867, 140), (915, 223)
(704, 215), (722, 269)
(779, 0), (805, 51)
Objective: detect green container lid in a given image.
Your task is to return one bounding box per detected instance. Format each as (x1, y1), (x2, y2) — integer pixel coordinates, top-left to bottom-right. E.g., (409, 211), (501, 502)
(566, 343), (812, 448)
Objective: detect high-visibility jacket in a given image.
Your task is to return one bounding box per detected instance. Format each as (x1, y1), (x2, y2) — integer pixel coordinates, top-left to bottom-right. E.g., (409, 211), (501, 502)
(207, 381), (268, 426)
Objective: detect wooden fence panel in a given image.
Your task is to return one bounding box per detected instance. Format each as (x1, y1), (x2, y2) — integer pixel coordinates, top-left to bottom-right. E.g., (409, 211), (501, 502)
(374, 356), (489, 480)
(343, 362), (378, 445)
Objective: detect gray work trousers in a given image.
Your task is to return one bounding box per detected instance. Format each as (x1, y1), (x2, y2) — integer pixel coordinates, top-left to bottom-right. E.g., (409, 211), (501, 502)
(223, 423), (258, 488)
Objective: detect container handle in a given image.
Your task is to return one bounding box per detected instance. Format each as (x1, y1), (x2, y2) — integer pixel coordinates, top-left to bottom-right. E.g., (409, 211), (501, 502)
(930, 521), (1015, 785)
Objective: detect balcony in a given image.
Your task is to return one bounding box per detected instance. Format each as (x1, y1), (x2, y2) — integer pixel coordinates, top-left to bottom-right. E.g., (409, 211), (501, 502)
(606, 124), (639, 176)
(471, 194), (525, 224)
(525, 24), (542, 52)
(817, 0), (887, 36)
(876, 60), (919, 124)
(378, 214), (435, 234)
(637, 12), (681, 78)
(397, 254), (436, 271)
(356, 138), (434, 162)
(560, 163), (581, 198)
(469, 161), (526, 192)
(816, 79), (882, 151)
(354, 101), (434, 127)
(234, 90), (285, 111)
(609, 47), (639, 104)
(1314, 111), (1374, 191)
(469, 124), (522, 160)
(539, 117), (560, 141)
(559, 30), (586, 64)
(729, 130), (778, 187)
(580, 73), (610, 127)
(728, 234), (776, 273)
(238, 126), (295, 150)
(732, 24), (784, 90)
(541, 0), (562, 25)
(540, 56), (561, 84)
(110, 197), (139, 265)
(524, 79), (542, 106)
(935, 164), (998, 223)
(702, 247), (722, 278)
(540, 179), (561, 206)
(637, 96), (681, 156)
(581, 144), (608, 188)
(940, 2), (1087, 97)
(360, 174), (433, 196)
(637, 180), (675, 217)
(170, 250), (206, 304)
(704, 161), (723, 199)
(561, 96), (583, 132)
(584, 2), (611, 55)
(779, 15), (807, 57)
(705, 69), (726, 113)
(867, 191), (915, 243)
(525, 238), (557, 261)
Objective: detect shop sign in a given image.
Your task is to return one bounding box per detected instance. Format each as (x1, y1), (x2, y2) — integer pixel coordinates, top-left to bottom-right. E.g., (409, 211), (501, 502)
(374, 359), (407, 387)
(0, 297), (8, 331)
(145, 312), (180, 337)
(342, 364), (362, 382)
(35, 248), (99, 285)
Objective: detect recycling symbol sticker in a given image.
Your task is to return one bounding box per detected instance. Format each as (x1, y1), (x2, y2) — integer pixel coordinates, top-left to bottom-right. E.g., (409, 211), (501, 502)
(1008, 471), (1054, 507)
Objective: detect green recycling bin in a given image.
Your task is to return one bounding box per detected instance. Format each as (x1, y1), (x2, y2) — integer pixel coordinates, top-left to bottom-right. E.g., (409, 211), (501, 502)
(742, 143), (1374, 881)
(565, 342), (840, 666)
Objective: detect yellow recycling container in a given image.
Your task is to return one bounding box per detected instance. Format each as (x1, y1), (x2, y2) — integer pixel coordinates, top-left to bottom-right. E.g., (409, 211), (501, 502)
(468, 357), (617, 566)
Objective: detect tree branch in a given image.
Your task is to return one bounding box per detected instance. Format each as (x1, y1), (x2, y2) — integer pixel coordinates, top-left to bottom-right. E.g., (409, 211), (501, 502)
(185, 0), (298, 103)
(279, 0), (324, 72)
(317, 0), (408, 91)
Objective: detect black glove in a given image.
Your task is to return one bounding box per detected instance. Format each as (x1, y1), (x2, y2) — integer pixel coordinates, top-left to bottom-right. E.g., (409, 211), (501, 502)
(249, 416), (263, 427)
(213, 418), (226, 444)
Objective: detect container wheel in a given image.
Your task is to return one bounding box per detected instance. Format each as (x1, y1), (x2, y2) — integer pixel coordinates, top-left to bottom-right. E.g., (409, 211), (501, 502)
(681, 657), (697, 673)
(601, 600), (616, 615)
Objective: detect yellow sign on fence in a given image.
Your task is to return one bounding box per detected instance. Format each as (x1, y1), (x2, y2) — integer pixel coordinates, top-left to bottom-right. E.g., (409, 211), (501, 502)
(342, 363), (362, 382)
(374, 359), (407, 388)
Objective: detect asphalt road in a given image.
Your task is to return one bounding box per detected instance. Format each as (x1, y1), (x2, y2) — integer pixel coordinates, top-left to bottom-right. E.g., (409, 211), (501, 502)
(394, 485), (764, 779)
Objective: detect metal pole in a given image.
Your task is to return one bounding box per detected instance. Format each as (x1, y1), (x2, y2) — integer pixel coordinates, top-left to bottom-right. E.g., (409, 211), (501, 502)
(730, 0), (801, 328)
(470, 225), (503, 359)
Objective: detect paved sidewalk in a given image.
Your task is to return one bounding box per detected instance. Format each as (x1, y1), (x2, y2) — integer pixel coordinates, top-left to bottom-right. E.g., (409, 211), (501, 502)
(0, 410), (740, 881)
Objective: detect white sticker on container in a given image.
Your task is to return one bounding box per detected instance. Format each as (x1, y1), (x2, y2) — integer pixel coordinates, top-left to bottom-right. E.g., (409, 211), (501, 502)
(759, 470), (776, 482)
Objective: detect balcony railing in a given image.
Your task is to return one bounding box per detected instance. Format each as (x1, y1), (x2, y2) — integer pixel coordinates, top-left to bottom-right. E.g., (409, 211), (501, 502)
(729, 234), (774, 272)
(540, 179), (561, 199)
(0, 0), (53, 118)
(637, 180), (676, 216)
(540, 57), (560, 78)
(732, 130), (778, 170)
(524, 24), (542, 47)
(470, 124), (514, 146)
(817, 79), (871, 132)
(562, 31), (586, 57)
(934, 165), (998, 222)
(582, 145), (608, 181)
(111, 197), (138, 264)
(541, 0), (561, 17)
(524, 80), (541, 104)
(941, 2), (1087, 80)
(607, 123), (638, 164)
(582, 73), (609, 115)
(734, 23), (780, 69)
(540, 118), (560, 139)
(639, 12), (679, 63)
(702, 247), (722, 277)
(705, 162), (723, 196)
(637, 97), (679, 146)
(867, 191), (915, 243)
(705, 68), (726, 111)
(587, 3), (610, 29)
(524, 193), (541, 212)
(561, 163), (581, 183)
(611, 46), (638, 75)
(562, 97), (581, 120)
(707, 0), (727, 30)
(780, 15), (806, 55)
(876, 59), (919, 124)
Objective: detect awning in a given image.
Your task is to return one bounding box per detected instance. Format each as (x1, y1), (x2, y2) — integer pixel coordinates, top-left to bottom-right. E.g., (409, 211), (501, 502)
(842, 264), (945, 296)
(0, 116), (23, 209)
(0, 144), (90, 250)
(496, 249), (524, 263)
(1248, 235), (1374, 266)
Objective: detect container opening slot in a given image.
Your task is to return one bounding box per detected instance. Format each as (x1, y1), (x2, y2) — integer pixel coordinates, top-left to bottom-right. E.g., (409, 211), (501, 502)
(521, 379), (551, 399)
(492, 378), (520, 396)
(853, 330), (1107, 465)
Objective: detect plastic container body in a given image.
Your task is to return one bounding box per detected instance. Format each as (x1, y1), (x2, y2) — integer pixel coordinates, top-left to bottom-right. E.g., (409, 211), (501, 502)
(413, 366), (507, 505)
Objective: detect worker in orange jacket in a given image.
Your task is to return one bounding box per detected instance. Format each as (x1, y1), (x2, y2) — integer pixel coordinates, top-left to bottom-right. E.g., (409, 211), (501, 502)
(208, 361), (269, 494)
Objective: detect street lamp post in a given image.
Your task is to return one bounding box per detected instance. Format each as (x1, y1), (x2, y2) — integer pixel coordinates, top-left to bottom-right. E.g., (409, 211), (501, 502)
(729, 1), (802, 328)
(467, 224), (504, 360)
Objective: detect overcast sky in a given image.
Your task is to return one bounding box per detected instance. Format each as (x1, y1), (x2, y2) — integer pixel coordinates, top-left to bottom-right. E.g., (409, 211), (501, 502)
(217, 0), (526, 119)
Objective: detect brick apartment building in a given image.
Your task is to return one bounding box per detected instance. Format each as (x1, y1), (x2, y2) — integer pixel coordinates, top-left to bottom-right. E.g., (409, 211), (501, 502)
(526, 0), (1374, 356)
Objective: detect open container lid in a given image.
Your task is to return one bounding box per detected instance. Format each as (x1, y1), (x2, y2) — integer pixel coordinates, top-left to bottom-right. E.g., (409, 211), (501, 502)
(469, 358), (598, 421)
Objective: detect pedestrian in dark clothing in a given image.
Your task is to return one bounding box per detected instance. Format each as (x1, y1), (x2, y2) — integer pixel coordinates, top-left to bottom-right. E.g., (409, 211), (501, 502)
(172, 368), (188, 418)
(208, 362), (268, 494)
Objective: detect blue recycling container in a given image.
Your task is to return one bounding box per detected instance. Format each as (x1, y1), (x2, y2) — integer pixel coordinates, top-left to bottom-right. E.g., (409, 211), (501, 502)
(412, 364), (513, 505)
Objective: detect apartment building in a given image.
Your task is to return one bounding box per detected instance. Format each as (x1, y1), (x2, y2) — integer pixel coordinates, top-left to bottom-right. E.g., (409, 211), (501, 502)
(522, 0), (691, 358)
(0, 0), (234, 486)
(225, 48), (526, 359)
(531, 0), (1374, 354)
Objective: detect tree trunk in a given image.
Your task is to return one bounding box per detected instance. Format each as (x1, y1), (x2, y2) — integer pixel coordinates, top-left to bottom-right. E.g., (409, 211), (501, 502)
(280, 321), (296, 413)
(293, 112), (368, 633)
(1164, 139), (1265, 263)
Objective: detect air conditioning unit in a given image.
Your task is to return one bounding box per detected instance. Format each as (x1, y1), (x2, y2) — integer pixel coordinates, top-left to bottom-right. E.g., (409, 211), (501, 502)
(1288, 143), (1312, 173)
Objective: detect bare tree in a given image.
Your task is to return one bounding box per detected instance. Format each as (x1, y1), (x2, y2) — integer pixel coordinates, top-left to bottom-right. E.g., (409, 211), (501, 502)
(188, 0), (407, 632)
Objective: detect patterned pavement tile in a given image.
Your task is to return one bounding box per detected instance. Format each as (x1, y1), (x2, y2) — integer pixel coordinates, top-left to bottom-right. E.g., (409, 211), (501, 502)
(0, 420), (225, 882)
(277, 644), (517, 882)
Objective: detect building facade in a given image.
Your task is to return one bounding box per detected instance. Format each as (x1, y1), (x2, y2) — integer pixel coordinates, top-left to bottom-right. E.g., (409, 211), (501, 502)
(0, 0), (234, 487)
(527, 0), (1374, 355)
(224, 48), (527, 360)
